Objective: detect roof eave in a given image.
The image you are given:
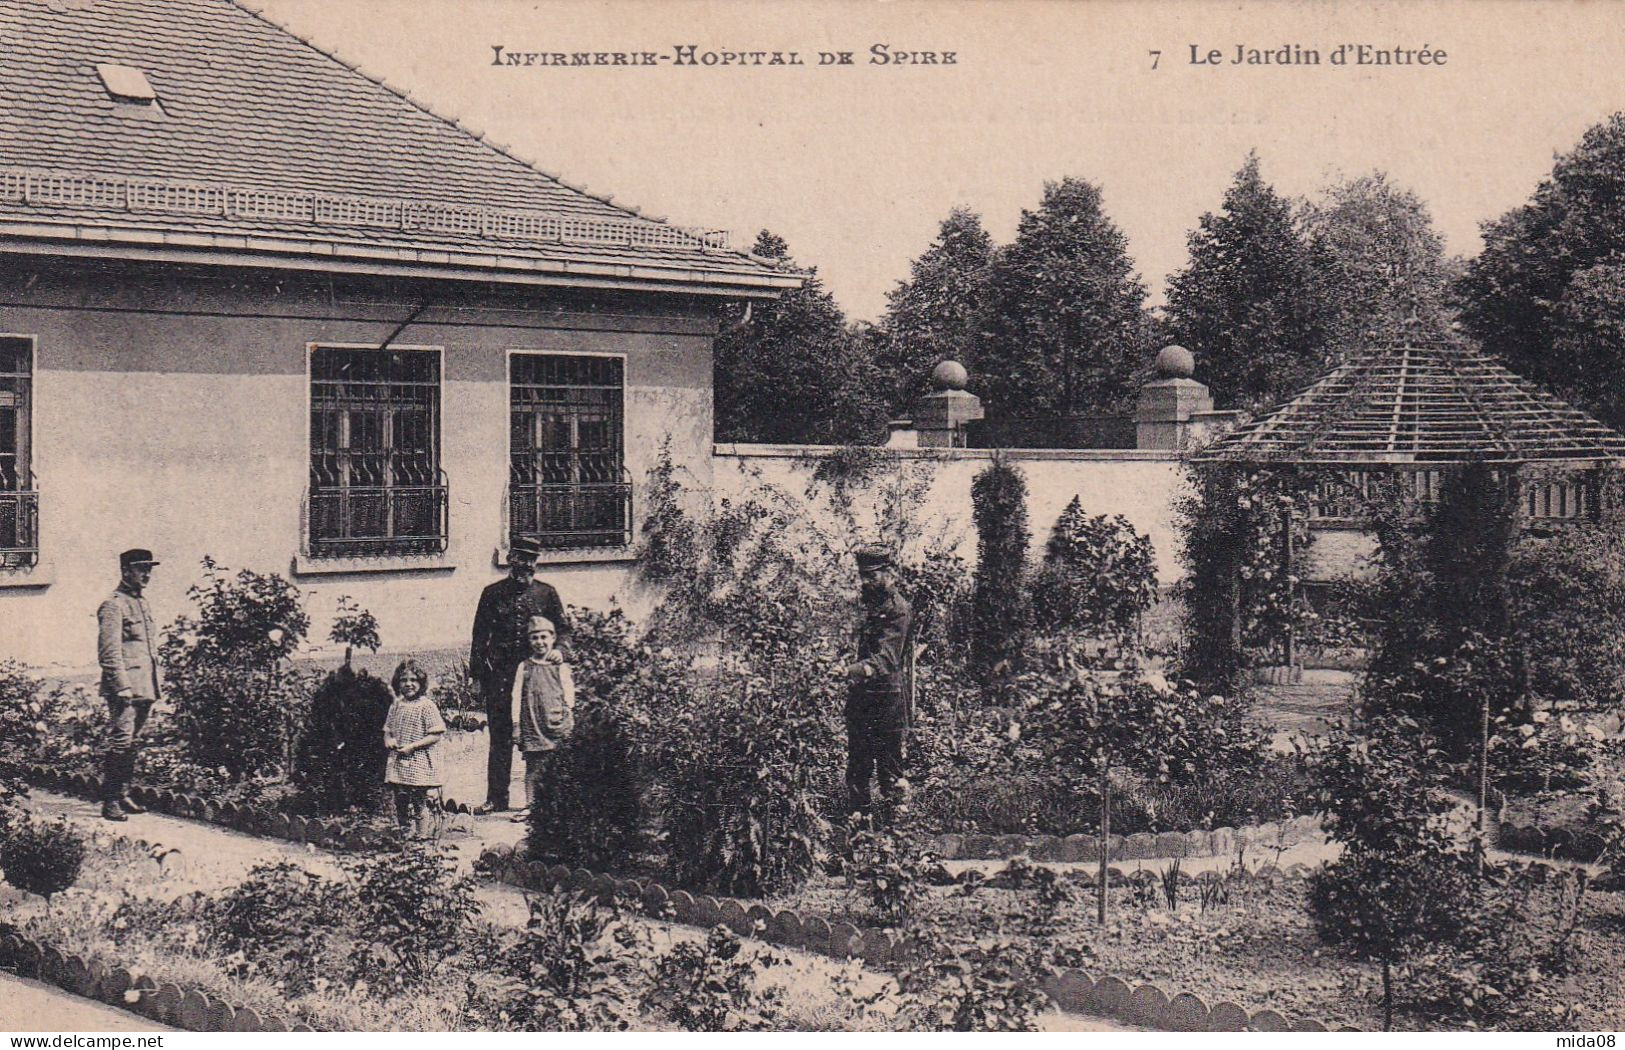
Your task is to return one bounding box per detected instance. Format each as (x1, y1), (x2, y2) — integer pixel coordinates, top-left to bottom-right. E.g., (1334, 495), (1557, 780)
(0, 220), (801, 298)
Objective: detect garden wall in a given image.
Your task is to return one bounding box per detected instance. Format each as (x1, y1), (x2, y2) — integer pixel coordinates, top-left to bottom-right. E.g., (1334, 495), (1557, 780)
(711, 444), (1377, 587)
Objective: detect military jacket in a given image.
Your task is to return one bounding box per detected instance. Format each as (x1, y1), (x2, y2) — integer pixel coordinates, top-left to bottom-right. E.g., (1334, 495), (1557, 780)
(97, 584), (161, 700)
(469, 576), (568, 690)
(846, 588), (915, 726)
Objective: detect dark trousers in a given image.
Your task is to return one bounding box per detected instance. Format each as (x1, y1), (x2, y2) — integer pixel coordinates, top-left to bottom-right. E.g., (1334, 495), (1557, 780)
(101, 693), (152, 803)
(483, 680), (514, 808)
(846, 720), (905, 816)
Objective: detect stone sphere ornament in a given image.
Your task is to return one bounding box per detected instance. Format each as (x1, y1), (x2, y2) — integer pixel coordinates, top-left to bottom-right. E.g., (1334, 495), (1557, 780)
(1154, 344), (1196, 379)
(931, 359), (969, 391)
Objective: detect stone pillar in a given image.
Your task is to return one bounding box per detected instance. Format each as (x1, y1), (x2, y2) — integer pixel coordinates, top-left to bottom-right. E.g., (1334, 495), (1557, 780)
(1136, 345), (1214, 451)
(911, 360), (983, 448)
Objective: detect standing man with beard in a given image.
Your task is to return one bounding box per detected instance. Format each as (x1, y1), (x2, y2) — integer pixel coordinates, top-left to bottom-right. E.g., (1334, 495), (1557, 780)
(843, 545), (915, 822)
(470, 538), (568, 815)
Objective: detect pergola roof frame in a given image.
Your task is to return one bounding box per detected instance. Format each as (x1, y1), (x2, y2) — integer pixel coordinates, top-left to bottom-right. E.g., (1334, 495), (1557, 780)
(1197, 333), (1625, 469)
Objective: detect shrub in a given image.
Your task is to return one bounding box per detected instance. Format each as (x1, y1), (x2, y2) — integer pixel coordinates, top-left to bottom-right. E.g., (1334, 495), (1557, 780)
(527, 700), (647, 868)
(1307, 718), (1480, 1029)
(428, 659), (481, 716)
(1030, 496), (1157, 643)
(212, 861), (352, 994)
(894, 933), (1048, 1032)
(490, 891), (644, 1031)
(661, 644), (840, 897)
(160, 558), (316, 780)
(969, 458), (1032, 682)
(1508, 520), (1625, 711)
(347, 842), (481, 989)
(295, 664), (393, 815)
(1487, 708), (1600, 794)
(1, 816), (86, 902)
(1362, 465), (1523, 761)
(644, 925), (784, 1032)
(845, 823), (934, 929)
(1402, 863), (1588, 1029)
(1018, 661), (1266, 790)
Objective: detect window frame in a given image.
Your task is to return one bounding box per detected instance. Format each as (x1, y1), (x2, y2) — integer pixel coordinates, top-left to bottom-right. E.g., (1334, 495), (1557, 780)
(303, 341), (448, 559)
(0, 334), (38, 569)
(505, 348), (631, 553)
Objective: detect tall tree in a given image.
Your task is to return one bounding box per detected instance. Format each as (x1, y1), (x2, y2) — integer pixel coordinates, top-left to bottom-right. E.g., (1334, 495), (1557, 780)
(973, 178), (1152, 421)
(1301, 172), (1454, 347)
(1457, 113), (1625, 427)
(877, 207), (995, 412)
(713, 231), (889, 444)
(1165, 152), (1331, 409)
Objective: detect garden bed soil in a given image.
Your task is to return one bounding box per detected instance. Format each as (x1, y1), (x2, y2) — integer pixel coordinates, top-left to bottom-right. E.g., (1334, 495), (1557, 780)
(755, 868), (1625, 1032)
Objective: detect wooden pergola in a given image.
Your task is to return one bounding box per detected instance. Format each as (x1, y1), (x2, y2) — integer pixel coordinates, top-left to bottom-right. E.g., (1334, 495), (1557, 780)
(1196, 332), (1625, 521)
(1191, 331), (1625, 676)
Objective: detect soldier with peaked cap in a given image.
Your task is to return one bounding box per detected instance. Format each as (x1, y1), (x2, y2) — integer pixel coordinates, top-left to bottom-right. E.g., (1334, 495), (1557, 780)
(96, 548), (161, 822)
(469, 537), (569, 814)
(843, 544), (915, 820)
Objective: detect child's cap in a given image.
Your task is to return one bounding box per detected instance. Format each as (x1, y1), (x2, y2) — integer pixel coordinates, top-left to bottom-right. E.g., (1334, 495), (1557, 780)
(526, 615), (556, 634)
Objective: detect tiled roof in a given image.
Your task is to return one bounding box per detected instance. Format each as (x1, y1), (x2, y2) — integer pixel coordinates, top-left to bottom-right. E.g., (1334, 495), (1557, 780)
(0, 0), (790, 292)
(1197, 335), (1625, 466)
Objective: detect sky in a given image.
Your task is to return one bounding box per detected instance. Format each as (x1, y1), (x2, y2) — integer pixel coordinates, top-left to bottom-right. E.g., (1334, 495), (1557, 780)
(254, 0), (1625, 321)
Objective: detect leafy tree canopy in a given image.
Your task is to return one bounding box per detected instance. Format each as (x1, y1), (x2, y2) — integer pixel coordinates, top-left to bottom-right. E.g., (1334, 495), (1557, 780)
(1457, 112), (1625, 427)
(1301, 171), (1455, 347)
(1166, 152), (1331, 409)
(713, 231), (889, 444)
(972, 178), (1153, 420)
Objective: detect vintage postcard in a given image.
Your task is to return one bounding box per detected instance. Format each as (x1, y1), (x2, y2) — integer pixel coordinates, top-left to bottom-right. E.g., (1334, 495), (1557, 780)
(2, 0), (1624, 1038)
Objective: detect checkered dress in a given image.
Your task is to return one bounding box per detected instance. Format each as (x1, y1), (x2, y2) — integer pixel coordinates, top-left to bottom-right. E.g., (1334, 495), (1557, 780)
(384, 697), (447, 787)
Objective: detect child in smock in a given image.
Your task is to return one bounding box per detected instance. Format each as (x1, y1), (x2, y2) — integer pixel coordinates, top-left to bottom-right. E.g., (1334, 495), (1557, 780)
(509, 615), (575, 823)
(383, 658), (446, 840)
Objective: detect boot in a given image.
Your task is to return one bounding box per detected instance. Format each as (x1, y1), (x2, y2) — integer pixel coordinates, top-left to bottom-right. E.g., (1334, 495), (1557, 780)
(117, 753), (145, 813)
(101, 800), (128, 822)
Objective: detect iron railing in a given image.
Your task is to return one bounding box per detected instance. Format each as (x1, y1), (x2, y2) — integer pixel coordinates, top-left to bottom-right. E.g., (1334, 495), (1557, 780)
(509, 474), (632, 550)
(0, 475), (38, 568)
(305, 472), (449, 558)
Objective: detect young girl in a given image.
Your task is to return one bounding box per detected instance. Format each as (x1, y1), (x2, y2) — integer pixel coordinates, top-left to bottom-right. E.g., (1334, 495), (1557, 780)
(383, 658), (446, 841)
(509, 615), (575, 823)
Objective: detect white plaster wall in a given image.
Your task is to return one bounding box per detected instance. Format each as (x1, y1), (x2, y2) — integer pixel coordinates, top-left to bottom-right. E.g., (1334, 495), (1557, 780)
(710, 446), (1192, 584)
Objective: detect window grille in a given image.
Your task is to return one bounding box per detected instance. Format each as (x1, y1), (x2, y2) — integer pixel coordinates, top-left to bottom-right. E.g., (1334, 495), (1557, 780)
(307, 346), (447, 557)
(509, 353), (630, 550)
(0, 338), (37, 567)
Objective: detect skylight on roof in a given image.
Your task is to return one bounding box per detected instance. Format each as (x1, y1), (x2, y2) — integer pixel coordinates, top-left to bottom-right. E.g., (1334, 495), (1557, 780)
(95, 63), (157, 103)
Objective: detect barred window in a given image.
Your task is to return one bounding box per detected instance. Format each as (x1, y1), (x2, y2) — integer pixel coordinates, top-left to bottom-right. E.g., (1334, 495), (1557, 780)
(307, 346), (447, 557)
(0, 337), (37, 567)
(509, 353), (630, 550)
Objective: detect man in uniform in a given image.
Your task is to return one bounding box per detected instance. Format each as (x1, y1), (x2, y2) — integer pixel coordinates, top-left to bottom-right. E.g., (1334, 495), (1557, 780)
(97, 548), (161, 822)
(843, 545), (915, 821)
(469, 538), (568, 815)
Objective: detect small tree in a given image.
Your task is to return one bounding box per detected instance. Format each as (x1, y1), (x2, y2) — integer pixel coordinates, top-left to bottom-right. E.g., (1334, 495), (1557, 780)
(295, 596), (392, 815)
(969, 457), (1032, 683)
(1308, 713), (1478, 1030)
(1030, 496), (1157, 644)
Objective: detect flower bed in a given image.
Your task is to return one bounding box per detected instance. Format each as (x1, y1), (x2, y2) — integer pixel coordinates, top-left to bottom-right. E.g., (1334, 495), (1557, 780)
(480, 843), (1342, 1031)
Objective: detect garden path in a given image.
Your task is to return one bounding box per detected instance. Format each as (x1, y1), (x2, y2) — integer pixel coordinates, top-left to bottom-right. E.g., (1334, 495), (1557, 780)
(1254, 669), (1358, 749)
(12, 789), (1134, 1033)
(0, 972), (175, 1033)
